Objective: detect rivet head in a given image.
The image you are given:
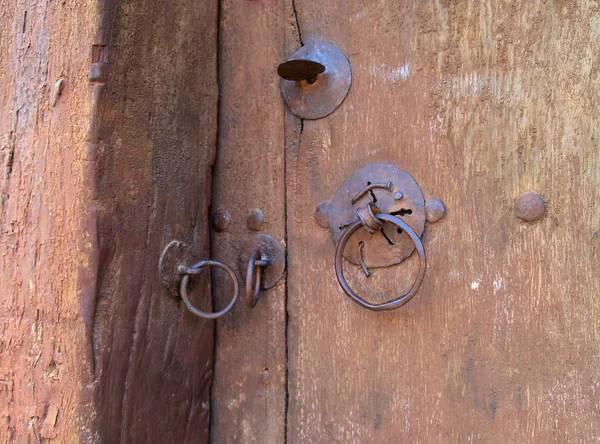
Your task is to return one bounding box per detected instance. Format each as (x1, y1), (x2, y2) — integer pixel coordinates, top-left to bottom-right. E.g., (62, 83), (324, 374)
(213, 210), (232, 232)
(515, 191), (546, 222)
(394, 192), (404, 200)
(247, 208), (265, 231)
(425, 198), (446, 223)
(315, 201), (331, 229)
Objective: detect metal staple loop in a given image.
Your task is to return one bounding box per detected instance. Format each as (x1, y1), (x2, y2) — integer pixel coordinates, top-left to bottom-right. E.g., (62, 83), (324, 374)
(179, 259), (240, 320)
(356, 202), (385, 234)
(246, 251), (269, 308)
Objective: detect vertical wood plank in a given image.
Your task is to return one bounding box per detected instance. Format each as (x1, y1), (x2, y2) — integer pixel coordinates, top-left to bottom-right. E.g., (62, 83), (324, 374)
(286, 1), (600, 442)
(93, 0), (219, 442)
(0, 1), (100, 441)
(210, 0), (287, 443)
(0, 0), (219, 441)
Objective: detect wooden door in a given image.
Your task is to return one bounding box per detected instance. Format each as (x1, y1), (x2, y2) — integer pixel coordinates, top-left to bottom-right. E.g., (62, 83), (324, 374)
(3, 0), (599, 442)
(212, 1), (600, 443)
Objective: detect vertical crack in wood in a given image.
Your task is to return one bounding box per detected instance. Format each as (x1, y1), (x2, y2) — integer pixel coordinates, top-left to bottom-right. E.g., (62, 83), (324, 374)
(291, 0), (304, 137)
(284, 2), (305, 441)
(207, 0), (225, 442)
(291, 0), (303, 46)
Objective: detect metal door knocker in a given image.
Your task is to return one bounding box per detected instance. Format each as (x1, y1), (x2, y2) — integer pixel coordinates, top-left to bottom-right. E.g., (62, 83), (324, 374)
(159, 240), (239, 320)
(320, 163), (446, 311)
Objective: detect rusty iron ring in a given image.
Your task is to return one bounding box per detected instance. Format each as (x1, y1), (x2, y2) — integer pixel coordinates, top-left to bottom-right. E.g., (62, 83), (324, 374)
(246, 252), (266, 308)
(246, 252), (269, 308)
(335, 214), (426, 311)
(179, 260), (239, 320)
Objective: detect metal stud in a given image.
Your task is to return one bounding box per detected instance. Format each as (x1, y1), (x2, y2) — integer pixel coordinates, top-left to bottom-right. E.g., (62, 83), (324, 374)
(515, 191), (546, 222)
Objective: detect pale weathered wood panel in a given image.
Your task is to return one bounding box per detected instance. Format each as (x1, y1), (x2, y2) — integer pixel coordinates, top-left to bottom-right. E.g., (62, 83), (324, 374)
(0, 0), (100, 441)
(210, 0), (288, 442)
(286, 1), (600, 442)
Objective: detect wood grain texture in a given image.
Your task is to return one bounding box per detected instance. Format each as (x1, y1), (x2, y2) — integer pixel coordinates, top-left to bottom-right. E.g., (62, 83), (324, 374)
(286, 1), (600, 442)
(0, 0), (218, 441)
(210, 0), (287, 442)
(0, 1), (99, 441)
(93, 0), (218, 442)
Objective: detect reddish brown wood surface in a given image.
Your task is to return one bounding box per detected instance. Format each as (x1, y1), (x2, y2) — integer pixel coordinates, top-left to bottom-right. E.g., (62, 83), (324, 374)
(284, 1), (600, 442)
(93, 0), (218, 442)
(210, 0), (287, 442)
(1, 0), (218, 441)
(0, 1), (99, 441)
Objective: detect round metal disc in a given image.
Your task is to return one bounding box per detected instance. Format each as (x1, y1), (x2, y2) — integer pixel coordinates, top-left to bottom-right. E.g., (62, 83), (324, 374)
(328, 163), (426, 269)
(279, 40), (352, 120)
(238, 234), (285, 290)
(159, 240), (195, 298)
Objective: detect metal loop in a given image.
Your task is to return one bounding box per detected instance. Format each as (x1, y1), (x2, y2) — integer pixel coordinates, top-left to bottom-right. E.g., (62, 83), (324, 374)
(334, 214), (427, 311)
(246, 253), (262, 308)
(246, 252), (269, 308)
(356, 202), (385, 234)
(180, 260), (239, 320)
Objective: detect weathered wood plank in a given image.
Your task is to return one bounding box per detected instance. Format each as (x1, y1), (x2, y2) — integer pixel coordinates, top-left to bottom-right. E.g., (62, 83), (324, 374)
(93, 0), (218, 442)
(0, 1), (100, 441)
(286, 1), (600, 442)
(210, 0), (287, 442)
(0, 0), (219, 441)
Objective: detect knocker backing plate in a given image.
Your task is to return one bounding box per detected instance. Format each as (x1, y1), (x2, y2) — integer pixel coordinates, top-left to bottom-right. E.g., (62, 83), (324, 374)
(328, 163), (426, 269)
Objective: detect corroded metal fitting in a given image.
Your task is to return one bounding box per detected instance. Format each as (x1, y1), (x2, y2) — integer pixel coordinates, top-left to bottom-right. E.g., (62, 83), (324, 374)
(356, 202), (384, 234)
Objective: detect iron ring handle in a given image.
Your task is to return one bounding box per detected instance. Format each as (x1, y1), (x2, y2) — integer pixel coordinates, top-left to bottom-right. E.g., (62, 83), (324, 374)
(246, 253), (261, 308)
(245, 252), (269, 308)
(334, 214), (427, 311)
(179, 260), (239, 319)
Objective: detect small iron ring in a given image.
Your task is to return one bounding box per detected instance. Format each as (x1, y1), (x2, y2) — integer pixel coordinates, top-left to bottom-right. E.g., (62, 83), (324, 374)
(245, 252), (269, 308)
(246, 253), (262, 308)
(335, 214), (427, 311)
(180, 260), (239, 319)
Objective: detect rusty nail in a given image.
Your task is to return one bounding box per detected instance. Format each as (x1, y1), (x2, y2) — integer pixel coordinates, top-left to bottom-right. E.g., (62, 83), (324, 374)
(425, 198), (446, 223)
(351, 182), (393, 204)
(247, 208), (265, 231)
(515, 191), (546, 222)
(358, 241), (371, 277)
(315, 201), (331, 229)
(213, 210), (232, 232)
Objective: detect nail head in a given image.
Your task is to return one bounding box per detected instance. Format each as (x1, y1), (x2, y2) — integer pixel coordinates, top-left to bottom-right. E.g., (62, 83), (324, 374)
(315, 201), (331, 229)
(425, 198), (446, 223)
(516, 191), (546, 222)
(247, 208), (265, 231)
(213, 210), (232, 232)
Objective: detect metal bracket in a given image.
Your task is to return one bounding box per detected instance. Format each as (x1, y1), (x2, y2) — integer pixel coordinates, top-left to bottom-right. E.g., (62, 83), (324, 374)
(159, 240), (195, 298)
(328, 163), (428, 270)
(278, 40), (351, 120)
